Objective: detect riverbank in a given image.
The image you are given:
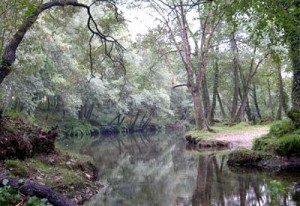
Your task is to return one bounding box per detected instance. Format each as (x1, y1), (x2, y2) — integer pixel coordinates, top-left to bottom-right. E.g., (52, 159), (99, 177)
(0, 115), (101, 205)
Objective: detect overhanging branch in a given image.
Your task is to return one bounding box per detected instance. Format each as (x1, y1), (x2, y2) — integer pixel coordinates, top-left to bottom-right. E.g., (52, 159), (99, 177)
(0, 0), (125, 85)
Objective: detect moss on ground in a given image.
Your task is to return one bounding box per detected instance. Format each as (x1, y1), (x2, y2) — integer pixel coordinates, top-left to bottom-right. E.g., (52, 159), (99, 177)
(5, 159), (29, 178)
(227, 149), (273, 166)
(185, 129), (213, 141)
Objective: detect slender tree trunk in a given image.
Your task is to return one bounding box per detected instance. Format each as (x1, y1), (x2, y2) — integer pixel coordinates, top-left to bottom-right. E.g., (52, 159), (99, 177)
(210, 47), (219, 121)
(202, 74), (211, 123)
(234, 45), (266, 122)
(267, 79), (275, 118)
(141, 107), (156, 130)
(129, 110), (140, 132)
(276, 63), (284, 120)
(86, 102), (95, 120)
(253, 83), (262, 120)
(235, 81), (251, 122)
(230, 32), (240, 120)
(217, 91), (227, 119)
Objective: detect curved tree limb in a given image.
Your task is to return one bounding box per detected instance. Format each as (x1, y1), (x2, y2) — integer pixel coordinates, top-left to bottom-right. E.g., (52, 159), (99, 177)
(0, 0), (124, 84)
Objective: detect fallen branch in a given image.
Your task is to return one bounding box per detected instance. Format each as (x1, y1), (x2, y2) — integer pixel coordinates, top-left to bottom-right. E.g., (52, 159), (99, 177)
(0, 176), (77, 206)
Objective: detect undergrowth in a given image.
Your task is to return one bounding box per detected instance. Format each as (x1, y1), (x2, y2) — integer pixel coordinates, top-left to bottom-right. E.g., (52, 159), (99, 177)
(253, 120), (300, 156)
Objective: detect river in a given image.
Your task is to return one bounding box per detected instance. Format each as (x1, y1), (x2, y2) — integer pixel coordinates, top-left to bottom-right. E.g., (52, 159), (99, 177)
(59, 132), (300, 206)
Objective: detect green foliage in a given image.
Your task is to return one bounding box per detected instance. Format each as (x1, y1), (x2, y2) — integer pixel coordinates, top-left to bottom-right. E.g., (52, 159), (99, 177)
(61, 118), (96, 137)
(26, 196), (48, 206)
(269, 120), (295, 137)
(0, 182), (21, 206)
(5, 159), (29, 178)
(6, 110), (36, 126)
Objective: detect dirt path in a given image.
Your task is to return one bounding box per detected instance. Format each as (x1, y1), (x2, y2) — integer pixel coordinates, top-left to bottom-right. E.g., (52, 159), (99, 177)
(211, 126), (270, 149)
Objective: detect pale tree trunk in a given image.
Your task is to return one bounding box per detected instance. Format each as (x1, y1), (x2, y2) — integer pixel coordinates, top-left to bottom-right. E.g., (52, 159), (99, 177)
(191, 88), (209, 129)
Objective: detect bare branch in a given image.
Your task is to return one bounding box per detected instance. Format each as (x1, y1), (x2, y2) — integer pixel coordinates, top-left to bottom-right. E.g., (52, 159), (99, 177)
(172, 83), (188, 89)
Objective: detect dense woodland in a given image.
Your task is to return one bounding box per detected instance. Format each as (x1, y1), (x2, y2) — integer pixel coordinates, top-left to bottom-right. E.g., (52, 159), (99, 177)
(0, 0), (298, 136)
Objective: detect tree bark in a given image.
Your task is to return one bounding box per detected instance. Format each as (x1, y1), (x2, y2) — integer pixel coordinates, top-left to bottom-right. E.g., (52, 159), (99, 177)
(191, 88), (209, 130)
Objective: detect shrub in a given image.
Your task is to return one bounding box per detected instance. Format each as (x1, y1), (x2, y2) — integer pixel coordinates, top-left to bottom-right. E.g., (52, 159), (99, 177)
(269, 120), (294, 137)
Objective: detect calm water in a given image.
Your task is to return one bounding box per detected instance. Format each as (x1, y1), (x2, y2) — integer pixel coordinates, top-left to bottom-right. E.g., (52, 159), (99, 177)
(59, 132), (300, 206)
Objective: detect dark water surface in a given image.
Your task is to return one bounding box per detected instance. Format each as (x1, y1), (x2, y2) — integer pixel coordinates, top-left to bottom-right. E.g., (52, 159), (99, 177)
(59, 133), (300, 206)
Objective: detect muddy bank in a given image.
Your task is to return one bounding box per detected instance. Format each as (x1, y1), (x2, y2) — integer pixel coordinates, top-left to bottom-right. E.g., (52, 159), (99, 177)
(227, 149), (300, 170)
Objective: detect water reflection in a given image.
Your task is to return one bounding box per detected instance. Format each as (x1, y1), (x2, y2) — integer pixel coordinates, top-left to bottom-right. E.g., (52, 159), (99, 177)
(58, 133), (300, 206)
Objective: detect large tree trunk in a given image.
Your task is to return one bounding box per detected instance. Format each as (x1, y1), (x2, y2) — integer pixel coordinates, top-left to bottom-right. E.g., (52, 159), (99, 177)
(286, 2), (300, 126)
(191, 88), (209, 130)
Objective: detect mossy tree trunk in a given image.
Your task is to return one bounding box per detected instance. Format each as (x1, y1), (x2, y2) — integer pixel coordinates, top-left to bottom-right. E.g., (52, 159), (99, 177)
(287, 1), (300, 127)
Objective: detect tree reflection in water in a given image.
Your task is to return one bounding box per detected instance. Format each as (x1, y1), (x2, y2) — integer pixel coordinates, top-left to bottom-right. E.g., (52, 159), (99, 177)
(192, 155), (297, 206)
(57, 133), (300, 206)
